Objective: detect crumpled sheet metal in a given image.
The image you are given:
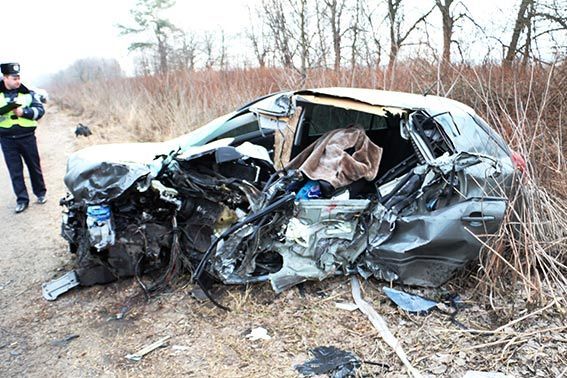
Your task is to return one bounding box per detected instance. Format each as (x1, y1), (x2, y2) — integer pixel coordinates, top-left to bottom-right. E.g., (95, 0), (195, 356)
(382, 286), (439, 314)
(64, 157), (151, 204)
(62, 139), (192, 204)
(365, 197), (507, 286)
(434, 112), (517, 197)
(462, 158), (515, 199)
(356, 152), (509, 286)
(213, 225), (256, 283)
(269, 199), (370, 292)
(64, 139), (249, 205)
(268, 150), (509, 289)
(414, 151), (507, 199)
(61, 104), (515, 294)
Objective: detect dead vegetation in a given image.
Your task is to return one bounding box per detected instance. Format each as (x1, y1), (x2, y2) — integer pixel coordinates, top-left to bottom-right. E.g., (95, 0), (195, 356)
(30, 274), (564, 376)
(466, 65), (567, 306)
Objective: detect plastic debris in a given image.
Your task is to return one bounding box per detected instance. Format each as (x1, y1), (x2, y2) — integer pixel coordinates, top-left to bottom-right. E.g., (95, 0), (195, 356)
(295, 180), (322, 200)
(42, 271), (80, 301)
(125, 336), (170, 361)
(382, 287), (439, 314)
(86, 205), (115, 251)
(351, 277), (422, 378)
(245, 327), (272, 341)
(295, 346), (360, 377)
(335, 302), (359, 312)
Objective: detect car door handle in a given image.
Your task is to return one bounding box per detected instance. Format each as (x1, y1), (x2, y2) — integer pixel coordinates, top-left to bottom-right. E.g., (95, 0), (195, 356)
(461, 213), (495, 226)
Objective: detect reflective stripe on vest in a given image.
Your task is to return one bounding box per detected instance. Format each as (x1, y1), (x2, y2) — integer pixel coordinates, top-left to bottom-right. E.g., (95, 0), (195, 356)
(0, 93), (38, 128)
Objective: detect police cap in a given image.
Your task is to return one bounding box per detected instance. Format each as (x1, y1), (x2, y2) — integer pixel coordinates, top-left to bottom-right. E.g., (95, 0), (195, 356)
(1, 63), (20, 76)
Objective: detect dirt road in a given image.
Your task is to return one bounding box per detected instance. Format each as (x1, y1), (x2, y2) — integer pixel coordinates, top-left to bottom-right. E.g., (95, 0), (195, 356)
(0, 106), (564, 377)
(0, 106), (85, 375)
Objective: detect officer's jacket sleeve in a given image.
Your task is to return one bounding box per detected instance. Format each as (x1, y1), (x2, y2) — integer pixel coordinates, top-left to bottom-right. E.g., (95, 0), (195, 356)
(21, 91), (45, 121)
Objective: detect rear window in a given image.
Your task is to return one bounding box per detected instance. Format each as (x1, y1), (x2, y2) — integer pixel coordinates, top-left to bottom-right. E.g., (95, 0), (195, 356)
(470, 114), (511, 156)
(308, 105), (387, 137)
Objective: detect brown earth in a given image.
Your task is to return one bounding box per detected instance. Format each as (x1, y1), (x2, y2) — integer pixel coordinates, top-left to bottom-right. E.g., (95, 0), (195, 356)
(0, 106), (565, 377)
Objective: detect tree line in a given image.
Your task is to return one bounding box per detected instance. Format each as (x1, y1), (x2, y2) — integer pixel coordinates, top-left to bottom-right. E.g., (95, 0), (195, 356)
(53, 0), (567, 84)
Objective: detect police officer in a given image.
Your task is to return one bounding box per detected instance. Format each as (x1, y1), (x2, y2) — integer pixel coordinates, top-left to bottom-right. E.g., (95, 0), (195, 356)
(0, 62), (46, 213)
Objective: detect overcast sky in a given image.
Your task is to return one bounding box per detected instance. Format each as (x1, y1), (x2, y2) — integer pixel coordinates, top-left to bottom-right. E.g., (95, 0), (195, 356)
(2, 0), (258, 86)
(3, 0), (536, 87)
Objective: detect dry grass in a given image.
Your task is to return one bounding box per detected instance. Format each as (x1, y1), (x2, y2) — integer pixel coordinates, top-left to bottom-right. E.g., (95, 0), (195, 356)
(31, 276), (564, 376)
(50, 62), (567, 308)
(53, 68), (286, 143)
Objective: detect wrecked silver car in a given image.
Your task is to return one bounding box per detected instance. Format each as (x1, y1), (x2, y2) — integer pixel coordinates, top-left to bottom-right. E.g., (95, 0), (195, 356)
(44, 88), (521, 302)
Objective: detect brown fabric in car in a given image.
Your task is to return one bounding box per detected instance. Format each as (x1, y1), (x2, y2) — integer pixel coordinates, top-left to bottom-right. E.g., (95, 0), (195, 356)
(286, 125), (383, 189)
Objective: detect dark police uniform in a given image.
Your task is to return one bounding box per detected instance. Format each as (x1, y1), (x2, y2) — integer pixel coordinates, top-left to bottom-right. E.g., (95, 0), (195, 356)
(0, 63), (46, 212)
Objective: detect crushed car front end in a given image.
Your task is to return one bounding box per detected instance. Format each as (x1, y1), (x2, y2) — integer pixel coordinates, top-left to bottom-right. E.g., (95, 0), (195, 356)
(46, 88), (520, 301)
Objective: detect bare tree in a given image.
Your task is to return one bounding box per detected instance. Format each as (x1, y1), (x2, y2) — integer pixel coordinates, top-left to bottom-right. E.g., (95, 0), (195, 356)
(521, 0), (535, 68)
(433, 0), (481, 68)
(219, 31), (227, 70)
(202, 32), (216, 69)
(51, 58), (122, 85)
(118, 0), (179, 74)
(323, 0), (348, 72)
(262, 0), (295, 68)
(536, 0), (567, 29)
(255, 0), (316, 79)
(531, 0), (567, 55)
(386, 0), (434, 76)
(350, 0), (364, 71)
(291, 0), (311, 79)
(315, 1), (330, 68)
(248, 32), (269, 68)
(134, 55), (152, 76)
(172, 31), (198, 71)
(363, 3), (384, 71)
(246, 8), (270, 68)
(503, 0), (534, 68)
(435, 0), (455, 66)
(503, 0), (566, 68)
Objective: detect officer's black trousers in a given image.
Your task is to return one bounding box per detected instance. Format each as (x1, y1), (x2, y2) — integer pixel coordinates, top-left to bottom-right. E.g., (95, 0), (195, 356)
(0, 134), (46, 204)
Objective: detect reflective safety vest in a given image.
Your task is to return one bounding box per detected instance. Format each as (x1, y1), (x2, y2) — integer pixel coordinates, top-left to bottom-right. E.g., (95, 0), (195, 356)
(0, 93), (38, 128)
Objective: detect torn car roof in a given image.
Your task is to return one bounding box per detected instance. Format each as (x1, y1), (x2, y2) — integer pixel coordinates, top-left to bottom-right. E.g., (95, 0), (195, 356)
(296, 87), (476, 114)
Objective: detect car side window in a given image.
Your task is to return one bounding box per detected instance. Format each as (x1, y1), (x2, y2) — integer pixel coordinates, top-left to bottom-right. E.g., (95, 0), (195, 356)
(212, 113), (261, 141)
(470, 114), (511, 156)
(215, 120), (260, 139)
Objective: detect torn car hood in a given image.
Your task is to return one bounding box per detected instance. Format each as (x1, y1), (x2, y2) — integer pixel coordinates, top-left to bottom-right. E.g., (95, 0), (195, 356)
(64, 138), (235, 204)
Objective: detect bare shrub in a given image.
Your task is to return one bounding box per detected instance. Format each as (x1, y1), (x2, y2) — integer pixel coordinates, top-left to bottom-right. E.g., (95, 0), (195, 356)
(457, 64), (567, 305)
